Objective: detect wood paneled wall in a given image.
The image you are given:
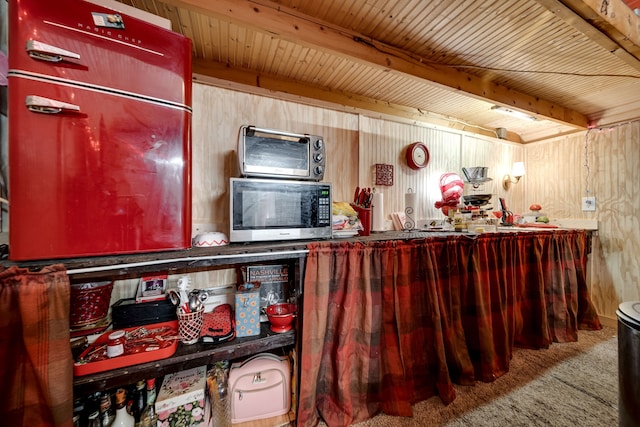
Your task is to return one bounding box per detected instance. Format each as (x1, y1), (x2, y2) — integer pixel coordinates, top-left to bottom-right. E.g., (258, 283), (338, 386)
(189, 82), (525, 234)
(190, 83), (359, 234)
(187, 81), (635, 322)
(524, 122), (640, 320)
(357, 117), (525, 222)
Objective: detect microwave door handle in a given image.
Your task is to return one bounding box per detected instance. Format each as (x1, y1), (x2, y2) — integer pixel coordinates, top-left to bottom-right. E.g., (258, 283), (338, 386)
(26, 95), (81, 114)
(26, 40), (81, 63)
(249, 126), (307, 140)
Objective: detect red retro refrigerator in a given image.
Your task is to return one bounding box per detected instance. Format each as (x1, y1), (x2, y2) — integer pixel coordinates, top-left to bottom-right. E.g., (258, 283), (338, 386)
(7, 0), (192, 260)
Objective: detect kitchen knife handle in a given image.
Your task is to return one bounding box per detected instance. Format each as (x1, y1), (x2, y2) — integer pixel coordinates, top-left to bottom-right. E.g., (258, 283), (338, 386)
(26, 40), (80, 63)
(26, 95), (81, 115)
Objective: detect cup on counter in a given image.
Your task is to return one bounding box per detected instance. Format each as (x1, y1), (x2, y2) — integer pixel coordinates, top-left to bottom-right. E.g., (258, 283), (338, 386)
(352, 204), (371, 237)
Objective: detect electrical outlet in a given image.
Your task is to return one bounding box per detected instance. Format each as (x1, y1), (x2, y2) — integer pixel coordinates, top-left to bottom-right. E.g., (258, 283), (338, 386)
(582, 197), (596, 211)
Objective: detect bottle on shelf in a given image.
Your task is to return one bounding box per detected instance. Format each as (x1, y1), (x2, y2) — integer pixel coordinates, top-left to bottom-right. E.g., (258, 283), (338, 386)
(210, 361), (232, 427)
(73, 396), (84, 427)
(140, 378), (158, 427)
(87, 411), (101, 427)
(131, 380), (147, 427)
(112, 388), (135, 427)
(99, 391), (115, 427)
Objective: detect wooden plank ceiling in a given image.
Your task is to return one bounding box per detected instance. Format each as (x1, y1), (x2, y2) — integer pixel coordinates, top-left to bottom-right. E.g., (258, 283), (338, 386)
(117, 0), (640, 143)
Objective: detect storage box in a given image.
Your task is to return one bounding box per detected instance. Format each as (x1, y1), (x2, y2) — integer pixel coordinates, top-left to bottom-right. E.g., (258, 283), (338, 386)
(156, 366), (208, 427)
(235, 283), (261, 337)
(111, 297), (177, 330)
(202, 285), (235, 313)
(70, 281), (113, 328)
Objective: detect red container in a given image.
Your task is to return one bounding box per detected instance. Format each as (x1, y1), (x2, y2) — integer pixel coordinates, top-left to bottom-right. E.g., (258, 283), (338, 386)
(266, 303), (297, 333)
(74, 321), (179, 376)
(70, 281), (114, 328)
(351, 205), (371, 237)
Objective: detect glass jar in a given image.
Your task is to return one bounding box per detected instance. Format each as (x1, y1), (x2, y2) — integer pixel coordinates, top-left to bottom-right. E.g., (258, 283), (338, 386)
(107, 330), (126, 358)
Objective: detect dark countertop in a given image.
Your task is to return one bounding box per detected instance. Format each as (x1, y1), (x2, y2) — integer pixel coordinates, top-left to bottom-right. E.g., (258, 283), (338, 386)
(1, 227), (585, 281)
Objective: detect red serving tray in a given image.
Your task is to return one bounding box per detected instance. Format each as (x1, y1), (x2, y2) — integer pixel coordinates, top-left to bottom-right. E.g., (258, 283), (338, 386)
(74, 321), (179, 377)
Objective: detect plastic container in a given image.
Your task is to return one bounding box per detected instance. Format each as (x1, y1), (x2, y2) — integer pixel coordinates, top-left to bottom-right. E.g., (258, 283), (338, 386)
(73, 321), (179, 376)
(467, 221), (497, 233)
(352, 204), (371, 236)
(617, 302), (640, 426)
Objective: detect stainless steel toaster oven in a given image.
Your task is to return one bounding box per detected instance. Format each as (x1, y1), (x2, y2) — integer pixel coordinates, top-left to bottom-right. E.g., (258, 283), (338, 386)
(237, 125), (325, 181)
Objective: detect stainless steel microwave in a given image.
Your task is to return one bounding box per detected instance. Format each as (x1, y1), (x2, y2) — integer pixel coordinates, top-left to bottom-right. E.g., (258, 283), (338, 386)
(229, 178), (332, 242)
(237, 125), (325, 181)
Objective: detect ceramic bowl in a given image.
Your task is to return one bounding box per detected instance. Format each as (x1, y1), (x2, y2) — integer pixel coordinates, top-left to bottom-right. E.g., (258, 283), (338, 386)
(266, 303), (297, 333)
(192, 232), (229, 247)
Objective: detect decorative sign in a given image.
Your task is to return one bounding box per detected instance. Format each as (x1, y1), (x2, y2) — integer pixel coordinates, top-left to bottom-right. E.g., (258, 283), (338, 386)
(375, 163), (394, 186)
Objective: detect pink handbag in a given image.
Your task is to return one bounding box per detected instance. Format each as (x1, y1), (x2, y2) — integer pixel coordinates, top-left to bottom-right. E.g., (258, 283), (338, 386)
(228, 353), (291, 423)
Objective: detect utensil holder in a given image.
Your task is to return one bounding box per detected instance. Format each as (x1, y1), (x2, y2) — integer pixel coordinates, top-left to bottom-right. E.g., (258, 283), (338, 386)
(177, 308), (204, 345)
(351, 204), (371, 236)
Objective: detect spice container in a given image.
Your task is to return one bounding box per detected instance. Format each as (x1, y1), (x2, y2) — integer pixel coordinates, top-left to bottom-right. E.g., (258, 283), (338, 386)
(453, 211), (464, 232)
(107, 330), (126, 358)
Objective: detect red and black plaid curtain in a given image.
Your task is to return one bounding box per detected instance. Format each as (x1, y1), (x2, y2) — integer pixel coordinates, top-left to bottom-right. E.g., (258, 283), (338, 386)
(298, 231), (601, 427)
(0, 264), (73, 427)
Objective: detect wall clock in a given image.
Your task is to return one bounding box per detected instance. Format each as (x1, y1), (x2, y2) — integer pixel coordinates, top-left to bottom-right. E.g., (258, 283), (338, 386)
(405, 142), (430, 170)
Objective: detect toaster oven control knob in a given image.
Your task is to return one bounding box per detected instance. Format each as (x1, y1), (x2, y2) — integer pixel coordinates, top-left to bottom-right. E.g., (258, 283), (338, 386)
(314, 138), (324, 149)
(314, 166), (324, 176)
(314, 153), (324, 163)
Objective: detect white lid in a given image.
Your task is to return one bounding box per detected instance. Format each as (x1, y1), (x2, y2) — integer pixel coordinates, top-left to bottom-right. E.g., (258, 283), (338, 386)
(108, 330), (126, 340)
(617, 301), (640, 326)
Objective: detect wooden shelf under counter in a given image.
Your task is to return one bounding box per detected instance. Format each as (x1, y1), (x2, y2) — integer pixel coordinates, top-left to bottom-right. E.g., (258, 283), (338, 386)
(73, 323), (296, 395)
(28, 242), (311, 398)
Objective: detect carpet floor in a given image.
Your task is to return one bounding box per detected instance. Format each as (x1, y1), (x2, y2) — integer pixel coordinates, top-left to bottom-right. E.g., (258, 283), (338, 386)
(319, 326), (618, 427)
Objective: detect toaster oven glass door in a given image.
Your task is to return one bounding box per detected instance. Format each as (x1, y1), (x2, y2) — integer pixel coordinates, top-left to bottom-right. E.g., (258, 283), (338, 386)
(242, 134), (310, 177)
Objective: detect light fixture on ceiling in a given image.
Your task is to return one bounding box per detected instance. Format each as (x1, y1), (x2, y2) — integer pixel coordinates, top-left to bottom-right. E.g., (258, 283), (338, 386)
(491, 106), (538, 122)
(503, 162), (525, 190)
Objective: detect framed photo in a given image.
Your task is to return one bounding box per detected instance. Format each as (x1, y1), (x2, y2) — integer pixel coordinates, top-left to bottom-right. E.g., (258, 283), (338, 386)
(136, 274), (167, 303)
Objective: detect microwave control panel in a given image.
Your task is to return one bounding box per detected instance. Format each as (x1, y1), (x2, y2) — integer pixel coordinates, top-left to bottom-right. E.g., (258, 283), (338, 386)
(318, 186), (332, 225)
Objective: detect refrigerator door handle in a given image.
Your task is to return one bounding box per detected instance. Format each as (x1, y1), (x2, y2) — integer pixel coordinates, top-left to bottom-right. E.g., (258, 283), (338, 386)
(26, 95), (81, 114)
(26, 39), (81, 63)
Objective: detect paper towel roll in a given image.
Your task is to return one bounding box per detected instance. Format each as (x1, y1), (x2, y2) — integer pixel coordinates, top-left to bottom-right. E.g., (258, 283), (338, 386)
(371, 193), (385, 231)
(404, 191), (417, 230)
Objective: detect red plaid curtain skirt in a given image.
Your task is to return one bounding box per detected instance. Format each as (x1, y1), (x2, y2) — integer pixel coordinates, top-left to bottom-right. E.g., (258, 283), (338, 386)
(298, 230), (601, 427)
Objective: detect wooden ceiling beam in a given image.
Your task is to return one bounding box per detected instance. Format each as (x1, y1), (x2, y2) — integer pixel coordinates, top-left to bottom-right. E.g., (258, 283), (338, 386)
(191, 59), (519, 141)
(535, 0), (640, 71)
(158, 0), (590, 129)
